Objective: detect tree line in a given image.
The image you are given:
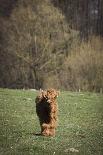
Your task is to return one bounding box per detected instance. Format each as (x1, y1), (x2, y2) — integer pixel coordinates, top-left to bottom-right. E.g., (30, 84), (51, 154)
(0, 0), (103, 92)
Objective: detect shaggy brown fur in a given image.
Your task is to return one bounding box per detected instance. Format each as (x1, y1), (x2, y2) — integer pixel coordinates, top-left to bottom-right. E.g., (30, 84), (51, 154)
(35, 88), (59, 136)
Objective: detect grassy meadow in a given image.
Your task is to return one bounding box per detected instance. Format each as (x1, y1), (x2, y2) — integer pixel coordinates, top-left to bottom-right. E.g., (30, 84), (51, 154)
(0, 88), (103, 155)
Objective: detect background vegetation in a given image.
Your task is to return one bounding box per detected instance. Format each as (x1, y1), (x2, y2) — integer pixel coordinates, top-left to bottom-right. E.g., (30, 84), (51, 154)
(0, 0), (103, 92)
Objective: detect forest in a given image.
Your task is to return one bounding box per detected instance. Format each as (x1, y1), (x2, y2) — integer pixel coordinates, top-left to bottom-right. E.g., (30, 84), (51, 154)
(0, 0), (103, 92)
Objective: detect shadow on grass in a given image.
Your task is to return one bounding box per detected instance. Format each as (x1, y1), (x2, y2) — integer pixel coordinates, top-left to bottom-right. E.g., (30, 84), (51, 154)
(27, 132), (42, 136)
(33, 133), (42, 136)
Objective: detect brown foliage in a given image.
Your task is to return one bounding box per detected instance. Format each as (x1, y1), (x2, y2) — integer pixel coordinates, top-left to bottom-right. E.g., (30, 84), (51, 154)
(59, 37), (103, 92)
(0, 0), (103, 92)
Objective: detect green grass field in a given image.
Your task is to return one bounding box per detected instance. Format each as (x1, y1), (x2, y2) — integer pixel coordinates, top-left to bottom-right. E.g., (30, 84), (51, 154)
(0, 88), (103, 155)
